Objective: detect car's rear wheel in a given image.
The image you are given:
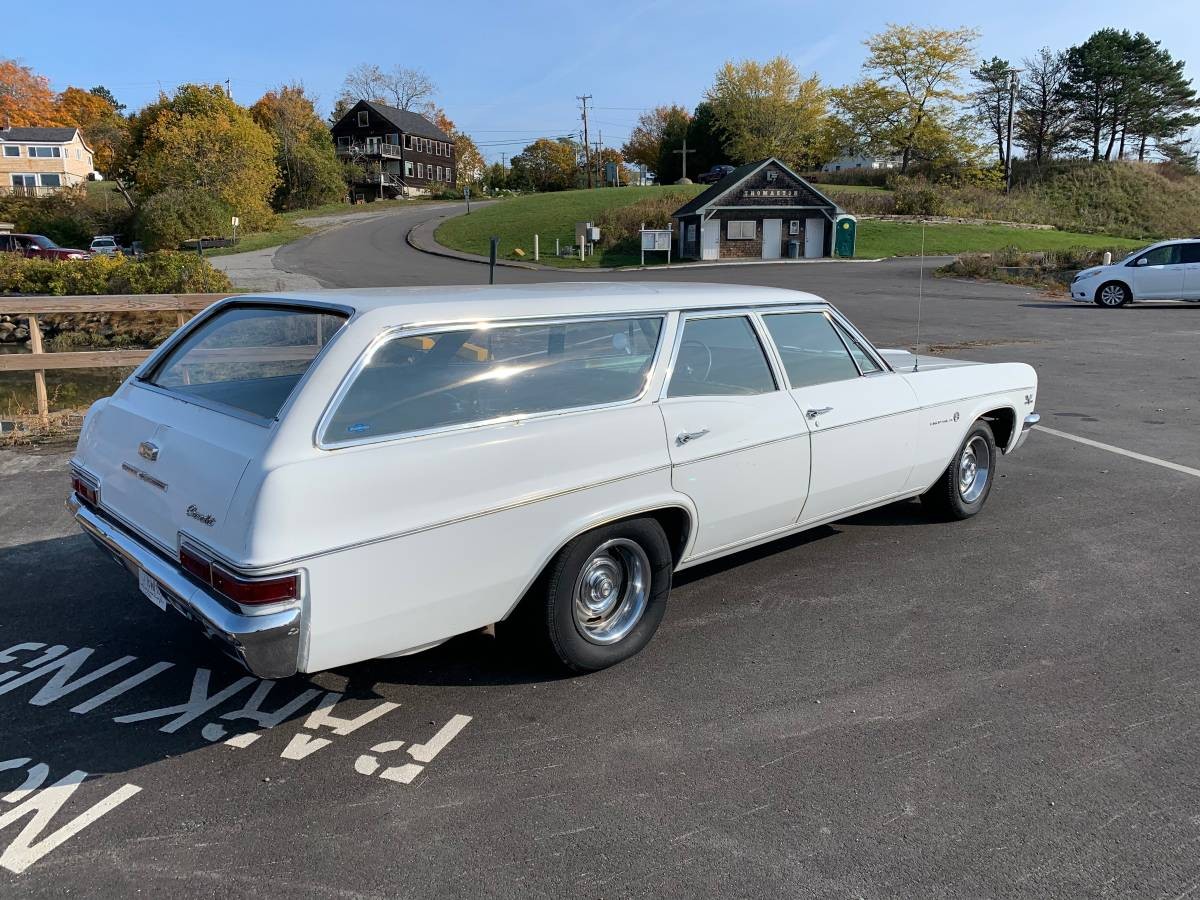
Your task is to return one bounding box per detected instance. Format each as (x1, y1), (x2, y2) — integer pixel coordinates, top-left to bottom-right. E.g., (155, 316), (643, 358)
(1095, 281), (1131, 307)
(511, 518), (673, 672)
(921, 421), (997, 520)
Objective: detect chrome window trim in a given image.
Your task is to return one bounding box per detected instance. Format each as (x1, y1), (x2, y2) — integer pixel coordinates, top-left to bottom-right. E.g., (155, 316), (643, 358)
(315, 312), (670, 451)
(132, 298), (355, 429)
(658, 308), (783, 402)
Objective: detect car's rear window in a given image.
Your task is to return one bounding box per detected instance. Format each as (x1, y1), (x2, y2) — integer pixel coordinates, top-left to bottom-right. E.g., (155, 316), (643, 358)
(146, 304), (347, 420)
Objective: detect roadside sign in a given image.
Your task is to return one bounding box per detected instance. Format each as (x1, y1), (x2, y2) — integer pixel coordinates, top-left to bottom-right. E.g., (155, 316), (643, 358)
(231, 216), (239, 227)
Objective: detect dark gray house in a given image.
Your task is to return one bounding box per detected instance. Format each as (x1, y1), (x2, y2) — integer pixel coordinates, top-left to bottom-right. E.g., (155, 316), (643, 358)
(330, 99), (455, 201)
(672, 158), (841, 261)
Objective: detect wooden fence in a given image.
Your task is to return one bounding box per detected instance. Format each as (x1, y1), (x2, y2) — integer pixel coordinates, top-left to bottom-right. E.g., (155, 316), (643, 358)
(0, 294), (231, 425)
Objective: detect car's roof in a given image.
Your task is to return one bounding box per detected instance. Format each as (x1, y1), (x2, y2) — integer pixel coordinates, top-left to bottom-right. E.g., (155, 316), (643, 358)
(244, 282), (829, 327)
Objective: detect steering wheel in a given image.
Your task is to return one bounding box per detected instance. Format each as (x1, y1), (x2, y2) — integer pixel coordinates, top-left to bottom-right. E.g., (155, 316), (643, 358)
(677, 339), (713, 383)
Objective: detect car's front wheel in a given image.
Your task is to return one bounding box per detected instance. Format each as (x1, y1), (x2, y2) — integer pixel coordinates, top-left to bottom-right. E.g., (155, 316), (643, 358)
(1095, 281), (1131, 307)
(514, 518), (673, 672)
(921, 421), (997, 520)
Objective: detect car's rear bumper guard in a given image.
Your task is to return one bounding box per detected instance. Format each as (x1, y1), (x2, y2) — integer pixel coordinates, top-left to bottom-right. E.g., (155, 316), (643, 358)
(1008, 413), (1040, 454)
(69, 495), (301, 679)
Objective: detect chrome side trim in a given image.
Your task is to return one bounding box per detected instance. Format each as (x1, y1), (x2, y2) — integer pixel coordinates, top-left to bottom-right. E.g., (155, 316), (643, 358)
(70, 496), (302, 679)
(670, 432), (806, 466)
(230, 463), (675, 573)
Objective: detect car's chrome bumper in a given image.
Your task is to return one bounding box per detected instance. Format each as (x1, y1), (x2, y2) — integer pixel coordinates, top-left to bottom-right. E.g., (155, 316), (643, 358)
(1008, 413), (1040, 453)
(69, 495), (302, 679)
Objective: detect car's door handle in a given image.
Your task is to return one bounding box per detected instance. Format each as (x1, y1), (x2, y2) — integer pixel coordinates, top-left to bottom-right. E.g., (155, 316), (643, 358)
(675, 429), (710, 446)
(806, 407), (833, 419)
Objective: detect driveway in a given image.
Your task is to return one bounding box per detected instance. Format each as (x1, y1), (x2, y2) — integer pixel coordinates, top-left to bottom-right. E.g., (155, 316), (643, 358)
(4, 202), (1200, 897)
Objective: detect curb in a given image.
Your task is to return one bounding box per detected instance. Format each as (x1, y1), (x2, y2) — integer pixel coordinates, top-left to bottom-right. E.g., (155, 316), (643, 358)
(406, 210), (545, 271)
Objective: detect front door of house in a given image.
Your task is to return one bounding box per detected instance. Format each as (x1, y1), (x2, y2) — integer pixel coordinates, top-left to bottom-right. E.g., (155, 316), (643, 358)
(804, 218), (824, 257)
(700, 219), (719, 260)
(762, 219), (782, 259)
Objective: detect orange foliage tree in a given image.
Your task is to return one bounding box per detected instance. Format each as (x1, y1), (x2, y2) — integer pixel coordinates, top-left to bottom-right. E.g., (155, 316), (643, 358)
(0, 59), (66, 127)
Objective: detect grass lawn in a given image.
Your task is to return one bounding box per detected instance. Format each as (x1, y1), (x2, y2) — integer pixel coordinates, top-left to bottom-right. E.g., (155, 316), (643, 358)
(435, 186), (705, 268)
(196, 198), (448, 257)
(855, 220), (1144, 258)
(434, 186), (1139, 268)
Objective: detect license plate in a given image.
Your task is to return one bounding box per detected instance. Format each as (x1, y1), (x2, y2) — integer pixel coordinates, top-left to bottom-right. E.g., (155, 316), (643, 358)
(138, 569), (169, 611)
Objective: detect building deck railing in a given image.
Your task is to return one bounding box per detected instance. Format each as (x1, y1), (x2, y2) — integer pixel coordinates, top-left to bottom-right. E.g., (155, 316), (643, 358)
(335, 141), (403, 159)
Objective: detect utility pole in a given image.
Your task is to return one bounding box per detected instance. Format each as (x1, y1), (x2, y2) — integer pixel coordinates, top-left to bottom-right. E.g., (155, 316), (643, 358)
(224, 78), (231, 98)
(578, 95), (593, 188)
(1004, 68), (1020, 193)
(673, 138), (695, 183)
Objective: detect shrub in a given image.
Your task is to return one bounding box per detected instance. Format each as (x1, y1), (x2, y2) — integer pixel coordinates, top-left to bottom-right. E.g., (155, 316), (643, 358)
(892, 177), (946, 216)
(0, 185), (134, 249)
(593, 190), (696, 255)
(135, 187), (235, 251)
(0, 250), (232, 296)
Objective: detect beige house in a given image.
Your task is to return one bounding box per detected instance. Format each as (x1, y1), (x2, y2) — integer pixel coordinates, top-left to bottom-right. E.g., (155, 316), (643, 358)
(0, 126), (97, 196)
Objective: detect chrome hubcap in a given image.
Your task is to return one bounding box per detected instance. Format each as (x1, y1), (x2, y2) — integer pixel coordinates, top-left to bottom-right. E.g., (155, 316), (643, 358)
(573, 538), (651, 645)
(958, 435), (991, 503)
(1100, 286), (1124, 306)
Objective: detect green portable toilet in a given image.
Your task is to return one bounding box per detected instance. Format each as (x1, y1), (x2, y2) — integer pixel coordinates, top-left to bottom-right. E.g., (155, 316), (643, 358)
(834, 214), (857, 257)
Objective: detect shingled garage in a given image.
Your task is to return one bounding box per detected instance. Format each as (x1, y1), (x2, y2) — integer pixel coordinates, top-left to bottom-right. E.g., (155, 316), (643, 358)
(672, 158), (840, 261)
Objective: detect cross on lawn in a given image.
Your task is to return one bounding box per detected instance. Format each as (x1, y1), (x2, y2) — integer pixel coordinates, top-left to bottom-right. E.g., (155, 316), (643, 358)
(673, 139), (696, 182)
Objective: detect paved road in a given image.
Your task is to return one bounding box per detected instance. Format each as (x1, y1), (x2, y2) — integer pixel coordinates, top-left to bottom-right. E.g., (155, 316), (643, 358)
(3, 205), (1199, 897)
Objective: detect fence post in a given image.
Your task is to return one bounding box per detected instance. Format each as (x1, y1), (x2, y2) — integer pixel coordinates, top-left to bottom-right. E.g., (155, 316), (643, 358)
(26, 314), (49, 427)
(534, 234), (539, 262)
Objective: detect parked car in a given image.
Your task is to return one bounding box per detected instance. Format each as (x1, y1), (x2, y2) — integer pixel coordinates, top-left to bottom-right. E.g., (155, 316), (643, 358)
(1070, 238), (1200, 307)
(0, 233), (89, 260)
(69, 284), (1039, 679)
(89, 235), (122, 256)
(695, 164), (736, 184)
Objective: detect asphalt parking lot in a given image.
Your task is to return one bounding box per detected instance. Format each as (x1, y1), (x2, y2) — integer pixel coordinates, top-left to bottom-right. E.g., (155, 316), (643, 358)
(3, 214), (1200, 897)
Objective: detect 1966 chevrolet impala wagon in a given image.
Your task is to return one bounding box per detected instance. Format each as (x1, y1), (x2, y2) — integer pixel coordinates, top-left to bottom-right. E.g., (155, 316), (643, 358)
(69, 283), (1039, 678)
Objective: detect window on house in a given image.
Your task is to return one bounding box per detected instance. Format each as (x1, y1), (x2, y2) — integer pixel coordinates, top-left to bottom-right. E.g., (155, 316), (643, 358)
(29, 146), (61, 158)
(417, 163), (423, 178)
(388, 133), (400, 145)
(337, 136), (351, 149)
(39, 174), (61, 187)
(11, 174), (36, 187)
(727, 221), (756, 240)
(357, 111), (369, 127)
(404, 160), (414, 177)
(436, 166), (442, 181)
(2, 146), (18, 157)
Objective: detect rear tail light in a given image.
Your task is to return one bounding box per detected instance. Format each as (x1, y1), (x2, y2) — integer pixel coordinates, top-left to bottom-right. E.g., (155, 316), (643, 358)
(179, 543), (298, 606)
(71, 472), (99, 507)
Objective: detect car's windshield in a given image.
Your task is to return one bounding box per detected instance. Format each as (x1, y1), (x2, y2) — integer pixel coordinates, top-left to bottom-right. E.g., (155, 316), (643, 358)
(1117, 243), (1159, 264)
(30, 235), (59, 249)
(145, 304), (348, 420)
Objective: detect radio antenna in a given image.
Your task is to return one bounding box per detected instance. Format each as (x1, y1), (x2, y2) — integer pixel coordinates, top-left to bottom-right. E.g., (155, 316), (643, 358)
(914, 223), (925, 372)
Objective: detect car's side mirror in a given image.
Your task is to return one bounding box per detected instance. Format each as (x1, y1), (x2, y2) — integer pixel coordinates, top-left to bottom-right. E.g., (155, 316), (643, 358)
(1135, 257), (1149, 266)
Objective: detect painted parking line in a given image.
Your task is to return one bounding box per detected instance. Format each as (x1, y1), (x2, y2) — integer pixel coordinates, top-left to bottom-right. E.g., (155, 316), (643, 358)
(1034, 425), (1200, 479)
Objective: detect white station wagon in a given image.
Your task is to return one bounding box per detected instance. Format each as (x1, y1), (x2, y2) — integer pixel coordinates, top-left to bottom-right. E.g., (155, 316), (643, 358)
(70, 284), (1040, 678)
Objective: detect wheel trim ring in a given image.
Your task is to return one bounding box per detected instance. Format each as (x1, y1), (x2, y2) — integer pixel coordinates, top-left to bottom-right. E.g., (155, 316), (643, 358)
(572, 538), (651, 646)
(958, 435), (991, 503)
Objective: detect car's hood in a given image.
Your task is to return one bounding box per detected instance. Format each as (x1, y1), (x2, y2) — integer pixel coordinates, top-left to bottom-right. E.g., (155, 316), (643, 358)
(878, 349), (984, 371)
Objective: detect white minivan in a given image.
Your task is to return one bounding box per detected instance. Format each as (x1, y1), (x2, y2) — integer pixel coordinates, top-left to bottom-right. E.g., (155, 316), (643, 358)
(1071, 238), (1200, 306)
(70, 284), (1038, 678)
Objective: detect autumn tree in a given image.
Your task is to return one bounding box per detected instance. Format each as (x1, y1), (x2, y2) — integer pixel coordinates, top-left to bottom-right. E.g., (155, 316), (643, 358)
(120, 84), (278, 230)
(427, 107), (484, 185)
(336, 63), (435, 113)
(251, 84), (345, 210)
(705, 56), (826, 169)
(56, 86), (127, 173)
(88, 86), (125, 114)
(829, 24), (979, 173)
(0, 59), (65, 127)
(621, 105), (691, 178)
(685, 102), (730, 178)
(509, 138), (581, 192)
(1015, 48), (1072, 167)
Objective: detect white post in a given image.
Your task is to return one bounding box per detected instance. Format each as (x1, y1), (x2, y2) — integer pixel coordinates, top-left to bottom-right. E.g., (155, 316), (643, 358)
(534, 234), (539, 262)
(1103, 251), (1112, 265)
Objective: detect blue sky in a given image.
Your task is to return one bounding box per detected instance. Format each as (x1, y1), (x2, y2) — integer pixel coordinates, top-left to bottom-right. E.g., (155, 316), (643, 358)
(8, 0), (1200, 162)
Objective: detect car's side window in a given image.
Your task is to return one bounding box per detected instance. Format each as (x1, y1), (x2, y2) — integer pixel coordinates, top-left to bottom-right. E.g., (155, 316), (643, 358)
(666, 315), (777, 398)
(324, 317), (663, 444)
(762, 312), (862, 388)
(1138, 245), (1180, 267)
(1180, 242), (1200, 264)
